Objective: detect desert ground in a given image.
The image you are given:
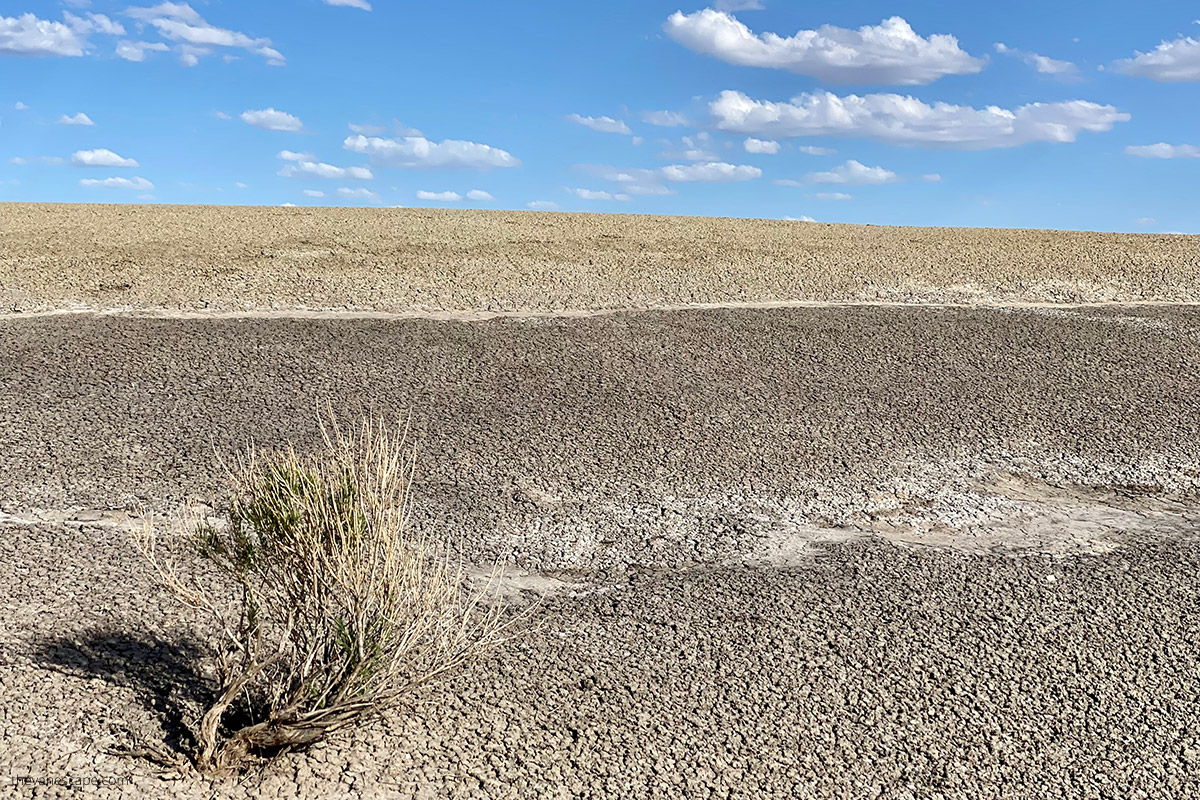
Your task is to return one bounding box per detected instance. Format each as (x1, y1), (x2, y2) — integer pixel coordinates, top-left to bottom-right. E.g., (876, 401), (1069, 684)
(2, 203), (1199, 798)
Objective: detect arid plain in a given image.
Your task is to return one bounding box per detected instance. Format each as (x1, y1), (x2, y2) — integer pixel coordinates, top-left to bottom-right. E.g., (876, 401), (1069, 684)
(2, 203), (1200, 798)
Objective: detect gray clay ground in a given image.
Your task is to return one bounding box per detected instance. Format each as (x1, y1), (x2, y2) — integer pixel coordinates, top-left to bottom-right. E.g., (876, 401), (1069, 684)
(2, 304), (1199, 798)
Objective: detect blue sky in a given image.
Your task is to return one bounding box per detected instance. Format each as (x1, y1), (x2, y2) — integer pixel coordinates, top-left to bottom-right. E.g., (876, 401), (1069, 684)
(2, 1), (1198, 232)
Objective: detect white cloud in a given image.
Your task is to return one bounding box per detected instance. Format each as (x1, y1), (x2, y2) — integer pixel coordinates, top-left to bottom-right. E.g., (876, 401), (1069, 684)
(567, 187), (633, 201)
(241, 108), (304, 132)
(659, 162), (761, 182)
(1125, 142), (1200, 158)
(710, 90), (1129, 149)
(631, 136), (644, 146)
(527, 200), (558, 210)
(1114, 33), (1200, 81)
(125, 2), (285, 66)
(783, 215), (817, 222)
(235, 181), (247, 188)
(336, 187), (380, 201)
(566, 114), (632, 135)
(641, 110), (689, 127)
(806, 159), (899, 185)
(14, 102), (28, 110)
(348, 122), (386, 135)
(994, 42), (1078, 78)
(71, 148), (138, 167)
(664, 11), (984, 85)
(1, 11), (123, 56)
(58, 112), (94, 126)
(9, 157), (27, 165)
(323, 0), (372, 10)
(281, 202), (297, 207)
(277, 150), (373, 179)
(922, 173), (943, 182)
(343, 134), (520, 170)
(658, 134), (719, 161)
(810, 192), (853, 200)
(79, 176), (154, 190)
(773, 179), (804, 187)
(213, 110), (232, 120)
(797, 145), (835, 155)
(115, 39), (168, 61)
(304, 189), (325, 197)
(743, 137), (780, 154)
(417, 190), (463, 201)
(466, 189), (495, 201)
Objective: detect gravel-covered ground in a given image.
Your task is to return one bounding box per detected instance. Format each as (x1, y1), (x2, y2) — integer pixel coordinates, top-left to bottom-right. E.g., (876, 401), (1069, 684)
(2, 303), (1199, 797)
(3, 203), (1199, 314)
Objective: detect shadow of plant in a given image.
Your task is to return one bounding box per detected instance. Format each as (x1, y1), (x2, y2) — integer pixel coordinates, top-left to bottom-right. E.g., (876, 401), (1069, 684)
(33, 631), (215, 761)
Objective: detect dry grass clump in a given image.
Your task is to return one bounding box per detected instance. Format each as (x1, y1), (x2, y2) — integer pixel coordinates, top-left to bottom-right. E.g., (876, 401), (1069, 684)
(134, 418), (515, 773)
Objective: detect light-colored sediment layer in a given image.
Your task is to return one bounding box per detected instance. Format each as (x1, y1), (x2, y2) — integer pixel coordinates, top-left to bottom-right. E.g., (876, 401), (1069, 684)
(2, 202), (1198, 315)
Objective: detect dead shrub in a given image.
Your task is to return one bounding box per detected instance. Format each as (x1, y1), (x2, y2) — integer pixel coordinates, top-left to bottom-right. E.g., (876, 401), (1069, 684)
(134, 417), (515, 773)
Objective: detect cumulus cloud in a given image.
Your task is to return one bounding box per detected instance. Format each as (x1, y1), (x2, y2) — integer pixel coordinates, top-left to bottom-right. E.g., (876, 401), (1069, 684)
(416, 190), (463, 201)
(71, 148), (138, 167)
(125, 2), (285, 66)
(277, 150), (373, 179)
(343, 134), (520, 170)
(15, 102), (29, 110)
(805, 159), (899, 185)
(566, 114), (632, 135)
(336, 187), (380, 201)
(241, 108), (304, 132)
(743, 137), (780, 154)
(0, 11), (123, 56)
(1125, 143), (1200, 158)
(466, 189), (494, 201)
(527, 200), (558, 210)
(664, 11), (984, 85)
(58, 112), (94, 126)
(659, 162), (761, 182)
(1113, 31), (1200, 82)
(567, 187), (633, 201)
(115, 39), (168, 61)
(659, 133), (718, 161)
(79, 176), (154, 190)
(994, 42), (1078, 78)
(323, 0), (372, 10)
(783, 215), (817, 222)
(641, 110), (689, 127)
(709, 90), (1129, 149)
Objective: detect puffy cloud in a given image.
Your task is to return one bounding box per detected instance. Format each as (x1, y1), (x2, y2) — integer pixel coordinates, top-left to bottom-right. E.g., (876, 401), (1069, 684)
(343, 134), (520, 170)
(659, 133), (718, 161)
(994, 42), (1078, 78)
(71, 148), (139, 167)
(743, 137), (780, 154)
(323, 0), (372, 10)
(14, 102), (28, 110)
(810, 192), (853, 200)
(115, 39), (168, 61)
(1125, 143), (1200, 158)
(1113, 32), (1200, 82)
(336, 187), (380, 201)
(566, 114), (632, 134)
(527, 200), (558, 210)
(641, 110), (688, 127)
(241, 108), (304, 132)
(659, 162), (761, 182)
(58, 112), (94, 126)
(783, 215), (817, 222)
(466, 189), (495, 201)
(567, 187), (633, 201)
(664, 11), (983, 85)
(124, 2), (285, 66)
(79, 176), (154, 190)
(709, 90), (1129, 149)
(416, 190), (463, 201)
(277, 150), (373, 179)
(805, 159), (899, 185)
(0, 11), (121, 56)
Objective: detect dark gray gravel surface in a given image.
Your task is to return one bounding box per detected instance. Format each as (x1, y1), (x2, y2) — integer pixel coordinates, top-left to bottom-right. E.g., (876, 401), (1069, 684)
(2, 522), (1198, 799)
(2, 305), (1200, 570)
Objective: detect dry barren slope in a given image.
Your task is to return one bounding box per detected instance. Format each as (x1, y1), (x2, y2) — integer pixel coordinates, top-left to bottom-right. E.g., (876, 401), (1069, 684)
(2, 202), (1198, 314)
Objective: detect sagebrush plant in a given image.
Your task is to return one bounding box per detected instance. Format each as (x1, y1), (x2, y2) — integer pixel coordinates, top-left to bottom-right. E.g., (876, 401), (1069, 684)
(134, 417), (516, 773)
